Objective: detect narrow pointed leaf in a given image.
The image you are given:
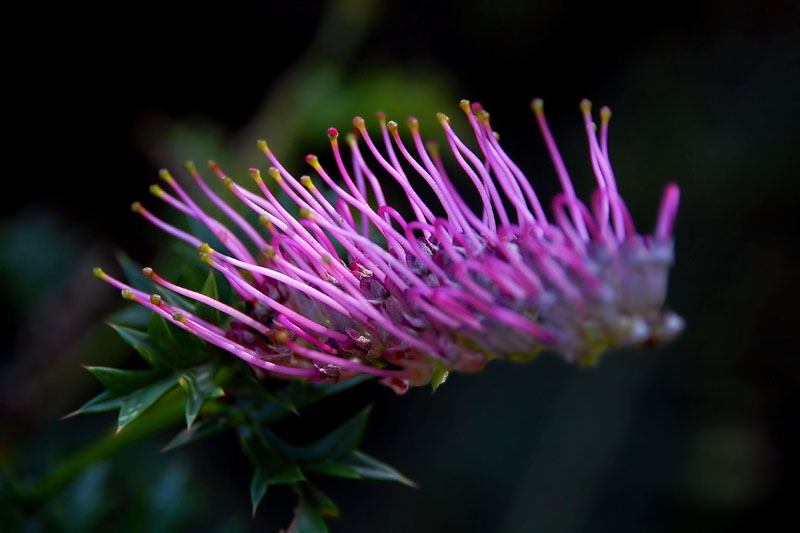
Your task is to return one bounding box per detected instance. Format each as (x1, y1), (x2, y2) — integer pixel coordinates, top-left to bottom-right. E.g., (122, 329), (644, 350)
(162, 417), (228, 452)
(117, 377), (178, 432)
(116, 251), (156, 294)
(108, 304), (151, 328)
(85, 366), (164, 396)
(287, 406), (371, 463)
(196, 270), (221, 325)
(109, 323), (172, 370)
(237, 376), (299, 423)
(179, 364), (224, 429)
(239, 427), (304, 485)
(147, 313), (180, 359)
(303, 461), (362, 479)
(179, 374), (202, 429)
(345, 450), (416, 487)
(64, 390), (124, 418)
(116, 252), (196, 312)
(250, 469), (270, 517)
(147, 313), (207, 369)
(302, 451), (415, 487)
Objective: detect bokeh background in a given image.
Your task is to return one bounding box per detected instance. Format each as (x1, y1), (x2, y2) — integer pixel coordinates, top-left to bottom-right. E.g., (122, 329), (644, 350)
(3, 0), (799, 531)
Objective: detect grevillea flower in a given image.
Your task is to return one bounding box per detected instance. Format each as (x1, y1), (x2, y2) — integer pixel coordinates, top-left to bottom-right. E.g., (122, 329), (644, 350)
(94, 99), (683, 393)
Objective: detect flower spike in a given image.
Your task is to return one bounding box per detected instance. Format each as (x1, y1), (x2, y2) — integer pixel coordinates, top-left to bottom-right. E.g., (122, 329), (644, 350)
(96, 99), (683, 392)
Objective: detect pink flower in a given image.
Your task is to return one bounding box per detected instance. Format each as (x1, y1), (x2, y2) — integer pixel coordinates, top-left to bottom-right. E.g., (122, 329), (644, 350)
(95, 99), (683, 393)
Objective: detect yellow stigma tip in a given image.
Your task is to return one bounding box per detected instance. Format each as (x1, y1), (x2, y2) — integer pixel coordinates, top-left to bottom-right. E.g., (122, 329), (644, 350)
(353, 116), (366, 129)
(387, 120), (398, 131)
(407, 116), (419, 133)
(141, 267), (154, 278)
(121, 288), (135, 300)
(92, 267), (105, 278)
(149, 184), (164, 197)
(263, 244), (275, 258)
(221, 177), (234, 189)
(248, 169), (263, 184)
(306, 155), (320, 169)
(158, 168), (174, 183)
(580, 99), (592, 114)
(150, 294), (162, 305)
(299, 207), (313, 220)
(131, 201), (143, 213)
(600, 106), (612, 121)
(171, 310), (185, 322)
(531, 98), (544, 115)
(493, 131), (500, 141)
(257, 139), (269, 152)
(344, 133), (356, 146)
(198, 243), (214, 255)
(267, 167), (282, 181)
(477, 109), (490, 123)
(300, 175), (314, 188)
(258, 214), (273, 227)
(321, 254), (332, 264)
(183, 160), (198, 175)
(435, 112), (450, 125)
(459, 99), (471, 112)
(275, 330), (289, 343)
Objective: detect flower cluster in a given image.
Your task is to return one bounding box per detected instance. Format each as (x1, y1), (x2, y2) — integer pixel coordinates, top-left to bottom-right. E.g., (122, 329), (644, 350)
(95, 99), (682, 393)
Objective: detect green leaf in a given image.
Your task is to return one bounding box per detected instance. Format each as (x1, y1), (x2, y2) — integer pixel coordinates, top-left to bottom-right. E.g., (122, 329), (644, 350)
(85, 366), (164, 396)
(250, 469), (270, 517)
(303, 461), (361, 479)
(236, 375), (299, 423)
(108, 304), (151, 328)
(344, 451), (416, 487)
(299, 406), (371, 463)
(303, 451), (415, 487)
(116, 251), (156, 294)
(263, 406), (371, 467)
(287, 490), (329, 533)
(161, 417), (228, 452)
(64, 390), (124, 418)
(147, 313), (207, 369)
(117, 377), (179, 432)
(195, 270), (221, 325)
(239, 427), (305, 486)
(109, 323), (172, 370)
(115, 253), (192, 312)
(178, 364), (225, 428)
(116, 252), (197, 312)
(430, 365), (449, 392)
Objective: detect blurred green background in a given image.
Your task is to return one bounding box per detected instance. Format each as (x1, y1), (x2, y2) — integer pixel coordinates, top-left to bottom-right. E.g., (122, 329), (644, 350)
(2, 0), (798, 531)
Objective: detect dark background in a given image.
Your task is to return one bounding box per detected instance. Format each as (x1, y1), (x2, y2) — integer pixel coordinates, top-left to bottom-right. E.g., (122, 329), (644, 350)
(3, 0), (799, 531)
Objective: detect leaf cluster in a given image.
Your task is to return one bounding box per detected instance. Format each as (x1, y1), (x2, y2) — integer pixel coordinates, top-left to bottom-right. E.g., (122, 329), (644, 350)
(71, 260), (413, 532)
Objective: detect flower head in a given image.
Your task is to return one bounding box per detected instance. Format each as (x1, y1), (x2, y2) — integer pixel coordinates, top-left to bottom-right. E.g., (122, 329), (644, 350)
(95, 99), (682, 393)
